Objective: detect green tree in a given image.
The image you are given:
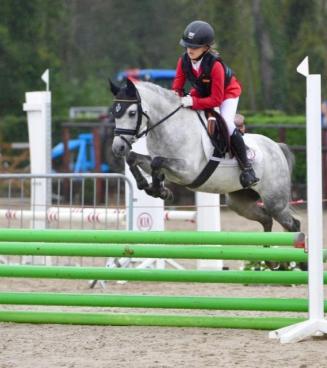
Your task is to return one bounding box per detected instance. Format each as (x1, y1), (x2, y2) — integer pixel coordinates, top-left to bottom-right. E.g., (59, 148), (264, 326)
(0, 0), (67, 116)
(1, 0), (327, 117)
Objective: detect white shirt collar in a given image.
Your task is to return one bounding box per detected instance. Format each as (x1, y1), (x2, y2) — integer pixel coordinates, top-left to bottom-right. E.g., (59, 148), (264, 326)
(191, 58), (203, 71)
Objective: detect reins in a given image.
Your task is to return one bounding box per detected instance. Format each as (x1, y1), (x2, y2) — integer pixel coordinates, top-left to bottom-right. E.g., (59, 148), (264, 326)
(136, 104), (183, 138)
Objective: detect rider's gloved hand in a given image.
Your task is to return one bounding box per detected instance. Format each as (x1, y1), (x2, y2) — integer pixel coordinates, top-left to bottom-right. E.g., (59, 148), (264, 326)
(181, 95), (193, 107)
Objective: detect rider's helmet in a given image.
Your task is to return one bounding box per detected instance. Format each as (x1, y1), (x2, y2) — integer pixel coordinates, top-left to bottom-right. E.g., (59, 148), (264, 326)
(180, 20), (215, 48)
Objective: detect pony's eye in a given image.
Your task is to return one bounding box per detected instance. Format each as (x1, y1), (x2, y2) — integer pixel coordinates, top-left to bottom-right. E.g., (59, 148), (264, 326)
(128, 110), (137, 117)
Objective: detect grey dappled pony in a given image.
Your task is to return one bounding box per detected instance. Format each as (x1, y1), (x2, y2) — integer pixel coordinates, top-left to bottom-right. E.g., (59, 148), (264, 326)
(110, 79), (300, 233)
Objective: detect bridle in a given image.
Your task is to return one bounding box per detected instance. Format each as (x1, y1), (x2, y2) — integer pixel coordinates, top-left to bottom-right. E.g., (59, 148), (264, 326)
(113, 89), (182, 149)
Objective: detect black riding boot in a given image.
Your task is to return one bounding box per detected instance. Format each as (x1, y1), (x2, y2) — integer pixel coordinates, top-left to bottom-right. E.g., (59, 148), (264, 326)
(230, 129), (259, 188)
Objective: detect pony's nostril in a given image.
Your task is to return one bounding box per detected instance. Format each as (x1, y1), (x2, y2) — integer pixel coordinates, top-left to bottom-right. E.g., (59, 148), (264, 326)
(119, 145), (125, 152)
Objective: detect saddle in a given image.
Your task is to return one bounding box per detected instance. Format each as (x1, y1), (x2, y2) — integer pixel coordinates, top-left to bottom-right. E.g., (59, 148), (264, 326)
(189, 112), (252, 189)
(206, 111), (246, 157)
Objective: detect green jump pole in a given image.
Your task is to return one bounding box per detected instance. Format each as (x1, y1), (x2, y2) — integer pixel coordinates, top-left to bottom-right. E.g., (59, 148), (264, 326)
(0, 229), (305, 247)
(0, 265), (322, 284)
(0, 310), (305, 330)
(0, 242), (310, 262)
(0, 292), (325, 312)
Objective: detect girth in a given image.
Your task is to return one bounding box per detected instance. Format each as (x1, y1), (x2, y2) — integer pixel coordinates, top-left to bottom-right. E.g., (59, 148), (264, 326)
(187, 147), (221, 189)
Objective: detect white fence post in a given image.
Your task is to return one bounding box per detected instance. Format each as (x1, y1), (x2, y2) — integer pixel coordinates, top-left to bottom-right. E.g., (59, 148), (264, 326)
(23, 91), (52, 228)
(196, 192), (223, 270)
(23, 71), (52, 265)
(269, 56), (327, 343)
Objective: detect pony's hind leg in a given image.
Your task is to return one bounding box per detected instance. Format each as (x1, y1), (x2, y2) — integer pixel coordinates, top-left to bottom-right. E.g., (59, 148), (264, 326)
(260, 194), (304, 269)
(260, 190), (301, 232)
(228, 190), (301, 271)
(270, 206), (301, 232)
(226, 189), (273, 231)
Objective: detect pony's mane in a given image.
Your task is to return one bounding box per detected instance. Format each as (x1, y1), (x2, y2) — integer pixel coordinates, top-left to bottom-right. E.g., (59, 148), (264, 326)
(136, 81), (179, 104)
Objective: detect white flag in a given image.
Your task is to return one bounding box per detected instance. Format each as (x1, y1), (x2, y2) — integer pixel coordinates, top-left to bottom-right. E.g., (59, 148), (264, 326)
(297, 56), (309, 77)
(41, 69), (50, 90)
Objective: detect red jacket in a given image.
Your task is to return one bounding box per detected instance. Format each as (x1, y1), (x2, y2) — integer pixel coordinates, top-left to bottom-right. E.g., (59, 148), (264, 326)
(172, 57), (242, 110)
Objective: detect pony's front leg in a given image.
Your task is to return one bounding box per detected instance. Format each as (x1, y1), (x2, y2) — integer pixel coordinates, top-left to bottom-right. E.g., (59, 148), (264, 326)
(126, 151), (152, 190)
(149, 157), (173, 200)
(126, 153), (176, 200)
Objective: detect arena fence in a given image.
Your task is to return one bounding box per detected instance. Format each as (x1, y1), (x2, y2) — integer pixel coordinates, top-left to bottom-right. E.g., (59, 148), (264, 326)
(0, 173), (133, 267)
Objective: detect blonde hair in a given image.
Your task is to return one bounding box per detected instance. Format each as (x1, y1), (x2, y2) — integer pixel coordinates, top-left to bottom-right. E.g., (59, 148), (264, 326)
(208, 46), (220, 57)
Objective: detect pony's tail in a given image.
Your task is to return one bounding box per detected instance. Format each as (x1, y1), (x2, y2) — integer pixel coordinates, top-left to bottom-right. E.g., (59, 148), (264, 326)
(278, 143), (295, 175)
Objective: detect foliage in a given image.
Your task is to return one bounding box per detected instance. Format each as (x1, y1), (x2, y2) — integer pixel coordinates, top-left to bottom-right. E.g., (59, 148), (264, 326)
(0, 116), (27, 143)
(245, 114), (305, 124)
(1, 0), (327, 118)
(0, 0), (66, 116)
(0, 115), (62, 147)
(242, 260), (304, 271)
(241, 111), (306, 184)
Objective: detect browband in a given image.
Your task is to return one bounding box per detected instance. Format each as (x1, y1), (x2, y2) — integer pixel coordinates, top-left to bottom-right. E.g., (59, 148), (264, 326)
(113, 99), (138, 103)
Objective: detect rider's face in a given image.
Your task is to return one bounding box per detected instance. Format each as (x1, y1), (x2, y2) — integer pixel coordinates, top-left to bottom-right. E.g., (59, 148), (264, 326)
(186, 46), (208, 61)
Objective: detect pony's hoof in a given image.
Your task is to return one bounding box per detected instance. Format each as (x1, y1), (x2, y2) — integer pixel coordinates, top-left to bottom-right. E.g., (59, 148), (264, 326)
(137, 180), (149, 190)
(161, 188), (173, 201)
(144, 187), (155, 197)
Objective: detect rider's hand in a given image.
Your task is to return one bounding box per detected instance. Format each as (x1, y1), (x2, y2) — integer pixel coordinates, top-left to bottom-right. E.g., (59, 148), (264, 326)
(181, 95), (193, 108)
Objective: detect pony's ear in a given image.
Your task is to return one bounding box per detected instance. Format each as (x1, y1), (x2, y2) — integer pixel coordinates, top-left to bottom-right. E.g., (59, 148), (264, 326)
(108, 79), (120, 96)
(126, 78), (137, 97)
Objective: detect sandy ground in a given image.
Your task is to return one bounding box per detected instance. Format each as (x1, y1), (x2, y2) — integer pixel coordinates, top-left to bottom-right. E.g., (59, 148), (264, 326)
(0, 207), (327, 368)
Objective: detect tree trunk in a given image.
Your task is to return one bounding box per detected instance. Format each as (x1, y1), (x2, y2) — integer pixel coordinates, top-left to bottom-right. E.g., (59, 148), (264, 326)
(252, 0), (274, 107)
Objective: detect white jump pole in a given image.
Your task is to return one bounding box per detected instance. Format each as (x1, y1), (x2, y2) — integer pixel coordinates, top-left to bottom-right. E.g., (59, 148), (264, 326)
(270, 56), (327, 343)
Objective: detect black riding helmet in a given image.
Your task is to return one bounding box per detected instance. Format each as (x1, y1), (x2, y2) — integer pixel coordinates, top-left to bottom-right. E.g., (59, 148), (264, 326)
(180, 20), (215, 48)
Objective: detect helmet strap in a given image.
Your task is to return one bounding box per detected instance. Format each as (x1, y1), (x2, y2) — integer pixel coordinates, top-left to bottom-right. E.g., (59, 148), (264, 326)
(190, 48), (209, 62)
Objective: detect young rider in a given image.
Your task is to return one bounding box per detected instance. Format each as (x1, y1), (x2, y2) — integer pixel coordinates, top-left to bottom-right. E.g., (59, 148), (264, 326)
(172, 20), (259, 189)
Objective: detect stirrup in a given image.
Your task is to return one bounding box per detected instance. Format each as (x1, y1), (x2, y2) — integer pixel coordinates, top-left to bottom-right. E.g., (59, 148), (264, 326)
(240, 167), (259, 189)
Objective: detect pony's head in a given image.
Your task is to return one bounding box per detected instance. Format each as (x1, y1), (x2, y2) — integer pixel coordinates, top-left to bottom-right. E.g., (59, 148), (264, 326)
(109, 78), (149, 157)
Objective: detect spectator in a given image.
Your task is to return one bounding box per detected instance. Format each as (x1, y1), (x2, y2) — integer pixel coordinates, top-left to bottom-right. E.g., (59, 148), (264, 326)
(322, 100), (327, 128)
